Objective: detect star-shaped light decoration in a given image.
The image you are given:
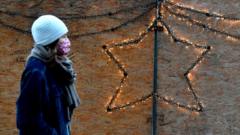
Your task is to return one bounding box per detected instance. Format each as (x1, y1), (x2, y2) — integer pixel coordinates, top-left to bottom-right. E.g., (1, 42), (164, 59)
(102, 0), (240, 113)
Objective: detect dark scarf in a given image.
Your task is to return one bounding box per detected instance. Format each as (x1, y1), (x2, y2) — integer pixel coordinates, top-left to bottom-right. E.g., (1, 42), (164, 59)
(27, 45), (81, 120)
(55, 55), (81, 108)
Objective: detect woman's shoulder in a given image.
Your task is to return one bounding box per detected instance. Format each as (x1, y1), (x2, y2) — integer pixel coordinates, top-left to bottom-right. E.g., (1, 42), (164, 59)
(26, 57), (46, 69)
(24, 57), (47, 75)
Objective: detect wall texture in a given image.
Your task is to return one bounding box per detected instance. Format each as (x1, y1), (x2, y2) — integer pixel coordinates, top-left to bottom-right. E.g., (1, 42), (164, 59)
(0, 0), (240, 135)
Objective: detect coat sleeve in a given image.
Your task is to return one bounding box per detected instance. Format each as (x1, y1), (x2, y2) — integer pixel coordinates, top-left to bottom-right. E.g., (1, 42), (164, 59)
(16, 69), (58, 135)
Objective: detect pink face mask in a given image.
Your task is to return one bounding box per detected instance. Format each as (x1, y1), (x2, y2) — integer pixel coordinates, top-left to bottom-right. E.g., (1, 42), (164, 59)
(57, 38), (71, 55)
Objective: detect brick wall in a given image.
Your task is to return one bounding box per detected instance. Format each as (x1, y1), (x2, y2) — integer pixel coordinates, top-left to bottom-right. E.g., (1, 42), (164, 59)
(0, 0), (240, 135)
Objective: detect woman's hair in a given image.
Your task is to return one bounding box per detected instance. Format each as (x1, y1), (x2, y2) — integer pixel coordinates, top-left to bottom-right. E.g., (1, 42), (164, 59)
(44, 39), (59, 50)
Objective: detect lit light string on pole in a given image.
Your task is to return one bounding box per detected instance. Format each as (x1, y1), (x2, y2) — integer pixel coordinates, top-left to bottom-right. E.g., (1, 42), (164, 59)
(102, 0), (240, 113)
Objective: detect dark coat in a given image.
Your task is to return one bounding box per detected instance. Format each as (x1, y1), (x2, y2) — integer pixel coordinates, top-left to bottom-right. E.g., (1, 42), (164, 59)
(16, 57), (70, 135)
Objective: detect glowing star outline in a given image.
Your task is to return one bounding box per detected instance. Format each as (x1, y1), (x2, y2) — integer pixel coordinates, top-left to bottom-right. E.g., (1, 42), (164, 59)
(102, 16), (211, 113)
(102, 0), (240, 113)
(102, 0), (240, 112)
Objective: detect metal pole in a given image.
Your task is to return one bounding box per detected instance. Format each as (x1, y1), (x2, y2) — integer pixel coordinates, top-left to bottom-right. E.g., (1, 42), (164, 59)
(152, 0), (161, 135)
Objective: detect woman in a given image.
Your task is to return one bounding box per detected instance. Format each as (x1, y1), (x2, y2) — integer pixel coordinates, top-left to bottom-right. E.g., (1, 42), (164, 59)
(16, 15), (81, 135)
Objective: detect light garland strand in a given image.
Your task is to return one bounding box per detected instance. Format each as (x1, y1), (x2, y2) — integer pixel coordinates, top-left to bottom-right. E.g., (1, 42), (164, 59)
(165, 0), (240, 21)
(102, 18), (160, 112)
(108, 20), (155, 48)
(164, 5), (240, 41)
(61, 2), (155, 20)
(158, 17), (211, 112)
(0, 4), (154, 38)
(71, 7), (154, 38)
(0, 2), (154, 20)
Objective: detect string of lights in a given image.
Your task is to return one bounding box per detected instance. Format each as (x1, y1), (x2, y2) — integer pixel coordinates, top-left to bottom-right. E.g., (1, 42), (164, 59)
(0, 2), (154, 20)
(61, 2), (155, 20)
(0, 3), (154, 38)
(164, 5), (240, 41)
(165, 0), (240, 21)
(71, 7), (154, 38)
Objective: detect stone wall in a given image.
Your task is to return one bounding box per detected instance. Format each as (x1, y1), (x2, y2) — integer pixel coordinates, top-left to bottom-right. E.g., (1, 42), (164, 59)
(0, 0), (240, 135)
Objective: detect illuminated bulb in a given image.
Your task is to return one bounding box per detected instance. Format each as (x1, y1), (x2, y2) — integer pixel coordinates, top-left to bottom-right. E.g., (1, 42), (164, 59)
(187, 73), (194, 81)
(226, 36), (231, 40)
(110, 47), (114, 51)
(194, 48), (202, 54)
(177, 18), (182, 21)
(202, 9), (208, 13)
(170, 37), (175, 42)
(164, 30), (169, 35)
(193, 65), (199, 71)
(213, 12), (222, 16)
(119, 90), (122, 93)
(193, 111), (200, 115)
(227, 36), (238, 42)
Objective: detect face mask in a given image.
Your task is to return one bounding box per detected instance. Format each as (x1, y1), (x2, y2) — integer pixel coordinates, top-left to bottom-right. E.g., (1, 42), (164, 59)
(57, 38), (71, 55)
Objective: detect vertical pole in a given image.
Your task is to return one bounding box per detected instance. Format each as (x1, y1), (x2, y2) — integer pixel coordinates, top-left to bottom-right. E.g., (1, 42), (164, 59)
(152, 0), (161, 135)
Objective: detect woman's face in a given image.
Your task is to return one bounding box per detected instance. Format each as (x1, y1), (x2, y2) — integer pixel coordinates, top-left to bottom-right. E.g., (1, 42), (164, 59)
(56, 35), (71, 56)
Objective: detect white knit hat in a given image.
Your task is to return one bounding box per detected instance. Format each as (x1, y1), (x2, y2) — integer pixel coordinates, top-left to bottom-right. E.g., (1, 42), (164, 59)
(31, 15), (68, 46)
